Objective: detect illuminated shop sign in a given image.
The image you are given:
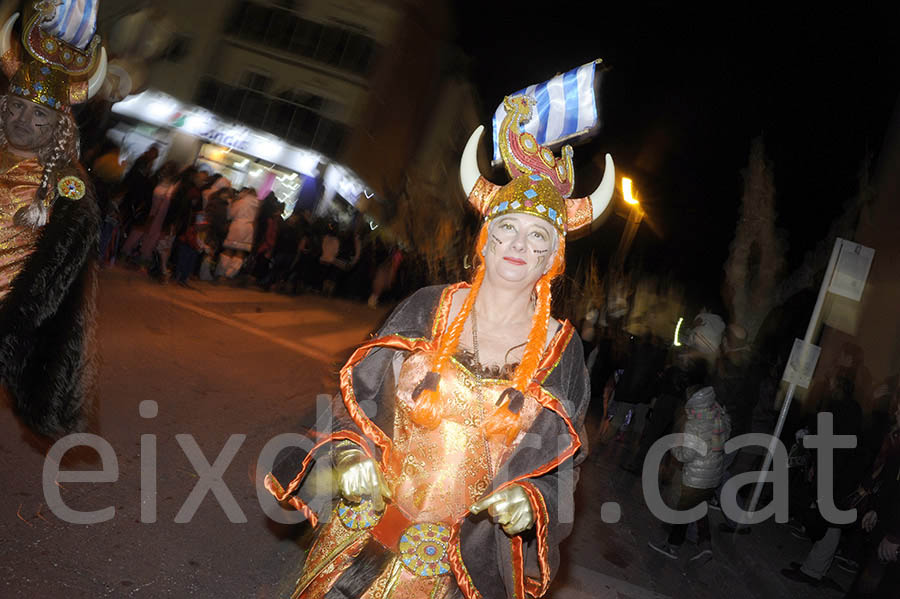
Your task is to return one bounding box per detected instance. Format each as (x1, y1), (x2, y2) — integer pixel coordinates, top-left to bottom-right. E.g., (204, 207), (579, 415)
(112, 90), (319, 177)
(113, 89), (375, 209)
(202, 127), (251, 152)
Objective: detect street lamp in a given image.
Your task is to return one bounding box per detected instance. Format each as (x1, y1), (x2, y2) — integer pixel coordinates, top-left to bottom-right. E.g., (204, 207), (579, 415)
(613, 176), (644, 269)
(622, 177), (639, 205)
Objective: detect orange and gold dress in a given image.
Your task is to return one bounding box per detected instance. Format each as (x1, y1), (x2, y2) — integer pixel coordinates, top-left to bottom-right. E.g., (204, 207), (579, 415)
(266, 284), (586, 599)
(0, 150), (44, 301)
(294, 350), (543, 599)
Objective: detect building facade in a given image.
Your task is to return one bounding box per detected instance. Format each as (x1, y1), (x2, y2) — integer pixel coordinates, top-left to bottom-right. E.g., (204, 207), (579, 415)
(96, 0), (467, 222)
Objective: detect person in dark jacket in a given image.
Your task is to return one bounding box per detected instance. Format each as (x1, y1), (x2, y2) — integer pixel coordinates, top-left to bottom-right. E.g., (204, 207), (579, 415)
(119, 145), (158, 232)
(845, 396), (900, 597)
(204, 186), (235, 255)
(251, 192), (281, 281)
(258, 212), (300, 291)
(599, 329), (667, 444)
(781, 376), (867, 587)
(623, 350), (709, 473)
(157, 167), (206, 277)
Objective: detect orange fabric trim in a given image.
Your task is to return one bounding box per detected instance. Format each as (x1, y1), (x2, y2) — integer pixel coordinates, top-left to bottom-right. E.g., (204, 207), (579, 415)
(264, 472), (286, 498)
(264, 430), (373, 529)
(448, 523), (483, 599)
(338, 334), (435, 468)
(532, 387), (582, 471)
(534, 321), (574, 388)
(511, 535), (526, 599)
(517, 481), (552, 597)
(288, 496), (318, 528)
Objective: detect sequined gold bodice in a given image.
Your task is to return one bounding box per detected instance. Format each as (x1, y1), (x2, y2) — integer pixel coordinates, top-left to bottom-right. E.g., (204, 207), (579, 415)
(384, 350), (541, 524)
(0, 150), (44, 301)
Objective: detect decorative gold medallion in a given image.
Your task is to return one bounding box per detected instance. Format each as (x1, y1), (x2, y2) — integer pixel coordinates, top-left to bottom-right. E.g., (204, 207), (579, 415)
(57, 175), (86, 200)
(336, 498), (382, 530)
(397, 522), (451, 577)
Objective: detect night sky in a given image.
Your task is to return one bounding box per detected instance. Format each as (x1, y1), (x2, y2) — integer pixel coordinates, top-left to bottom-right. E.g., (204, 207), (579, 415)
(452, 2), (900, 307)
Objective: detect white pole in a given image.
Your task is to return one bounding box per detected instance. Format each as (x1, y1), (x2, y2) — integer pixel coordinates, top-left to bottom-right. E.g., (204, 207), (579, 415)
(739, 238), (844, 527)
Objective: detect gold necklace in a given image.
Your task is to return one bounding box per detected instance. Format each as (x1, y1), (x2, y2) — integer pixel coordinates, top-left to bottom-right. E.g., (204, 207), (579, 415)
(471, 305), (528, 374)
(470, 306), (494, 480)
(472, 304), (481, 365)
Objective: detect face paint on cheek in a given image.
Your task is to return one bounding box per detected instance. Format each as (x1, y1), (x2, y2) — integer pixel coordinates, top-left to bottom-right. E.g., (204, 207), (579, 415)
(489, 234), (503, 254)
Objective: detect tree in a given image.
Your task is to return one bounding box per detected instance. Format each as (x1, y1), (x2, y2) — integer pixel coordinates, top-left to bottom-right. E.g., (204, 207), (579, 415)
(723, 137), (786, 342)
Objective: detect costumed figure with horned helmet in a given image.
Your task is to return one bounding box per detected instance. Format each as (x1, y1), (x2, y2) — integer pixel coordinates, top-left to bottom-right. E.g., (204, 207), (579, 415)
(265, 93), (615, 598)
(0, 1), (107, 438)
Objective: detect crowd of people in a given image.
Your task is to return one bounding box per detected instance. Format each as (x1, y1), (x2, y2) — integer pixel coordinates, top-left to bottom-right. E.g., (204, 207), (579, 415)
(579, 306), (899, 596)
(87, 143), (408, 305)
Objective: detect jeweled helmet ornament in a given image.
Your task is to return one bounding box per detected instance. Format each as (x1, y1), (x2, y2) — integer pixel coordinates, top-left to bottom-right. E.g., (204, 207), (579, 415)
(0, 2), (108, 113)
(460, 94), (615, 237)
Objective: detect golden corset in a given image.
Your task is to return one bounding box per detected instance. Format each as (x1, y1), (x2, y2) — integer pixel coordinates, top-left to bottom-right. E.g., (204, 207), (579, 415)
(385, 350), (542, 524)
(0, 151), (44, 300)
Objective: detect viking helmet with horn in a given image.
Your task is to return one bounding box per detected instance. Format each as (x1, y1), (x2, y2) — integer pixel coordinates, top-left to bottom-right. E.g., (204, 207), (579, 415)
(1, 1), (108, 113)
(460, 94), (615, 237)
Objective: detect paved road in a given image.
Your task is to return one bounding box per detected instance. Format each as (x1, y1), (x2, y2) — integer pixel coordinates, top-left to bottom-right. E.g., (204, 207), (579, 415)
(0, 268), (855, 598)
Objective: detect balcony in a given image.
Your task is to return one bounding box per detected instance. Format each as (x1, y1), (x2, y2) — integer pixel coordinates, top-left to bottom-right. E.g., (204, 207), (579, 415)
(194, 77), (346, 158)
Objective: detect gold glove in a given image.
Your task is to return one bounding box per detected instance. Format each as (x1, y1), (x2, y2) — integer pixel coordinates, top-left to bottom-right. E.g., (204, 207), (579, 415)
(333, 446), (392, 511)
(470, 484), (534, 536)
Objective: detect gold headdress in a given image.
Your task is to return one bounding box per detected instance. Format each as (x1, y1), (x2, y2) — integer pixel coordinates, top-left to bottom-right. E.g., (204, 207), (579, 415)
(460, 94), (615, 237)
(1, 2), (108, 113)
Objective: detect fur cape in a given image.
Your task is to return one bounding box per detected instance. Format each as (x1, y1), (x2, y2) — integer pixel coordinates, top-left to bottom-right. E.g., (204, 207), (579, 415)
(0, 163), (99, 438)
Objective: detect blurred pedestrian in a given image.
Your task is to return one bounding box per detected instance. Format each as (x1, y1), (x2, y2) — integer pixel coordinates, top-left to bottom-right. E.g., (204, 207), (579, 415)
(205, 186), (235, 256)
(90, 142), (126, 263)
(781, 376), (865, 587)
(623, 349), (709, 473)
(648, 386), (731, 563)
(173, 213), (213, 286)
(120, 161), (179, 268)
(201, 174), (230, 210)
(600, 326), (666, 445)
(367, 244), (402, 308)
(250, 192), (281, 282)
(216, 188), (259, 279)
(258, 212), (301, 291)
(844, 396), (900, 597)
(119, 145), (158, 232)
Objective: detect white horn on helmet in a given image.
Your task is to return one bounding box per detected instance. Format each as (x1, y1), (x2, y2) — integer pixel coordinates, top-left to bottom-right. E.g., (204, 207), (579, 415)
(459, 124), (485, 197)
(588, 153), (615, 221)
(86, 47), (107, 99)
(0, 12), (19, 58)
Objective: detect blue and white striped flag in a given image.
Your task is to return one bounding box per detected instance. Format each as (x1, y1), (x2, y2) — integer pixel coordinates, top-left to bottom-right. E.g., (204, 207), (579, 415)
(43, 0), (99, 50)
(492, 60), (603, 165)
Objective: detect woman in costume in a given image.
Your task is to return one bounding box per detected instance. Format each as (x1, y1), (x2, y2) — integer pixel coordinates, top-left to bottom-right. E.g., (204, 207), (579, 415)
(266, 95), (615, 598)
